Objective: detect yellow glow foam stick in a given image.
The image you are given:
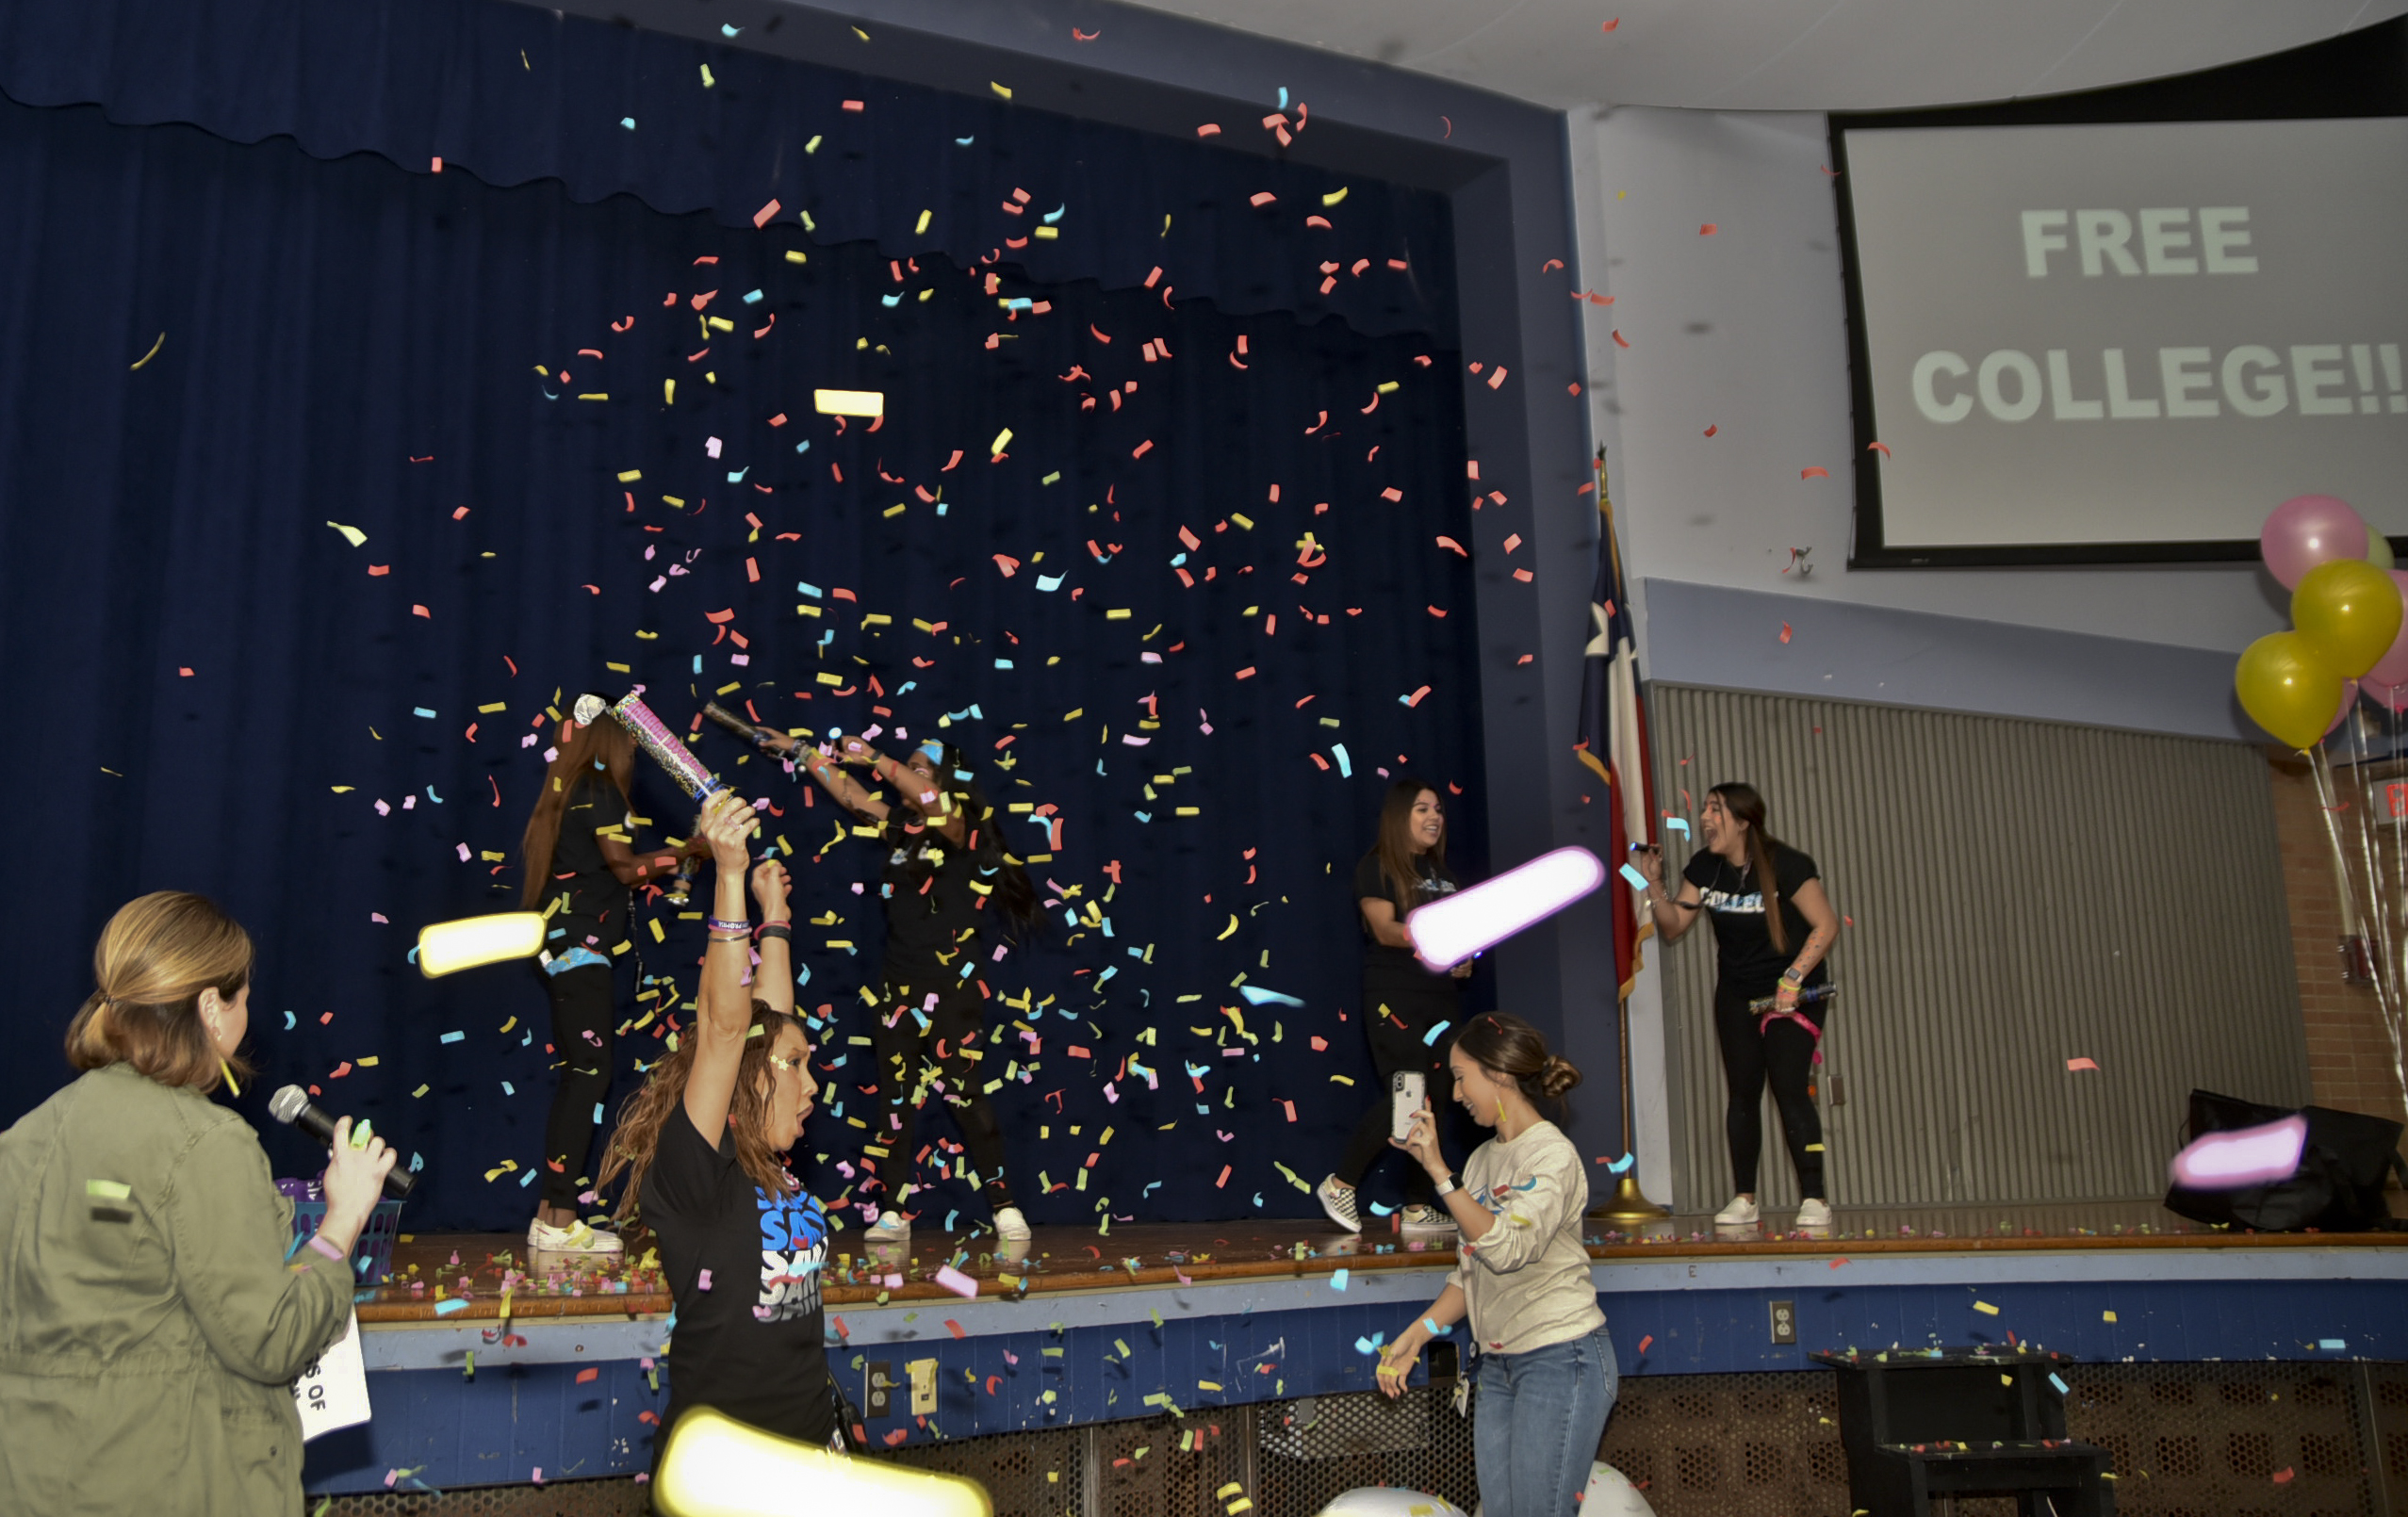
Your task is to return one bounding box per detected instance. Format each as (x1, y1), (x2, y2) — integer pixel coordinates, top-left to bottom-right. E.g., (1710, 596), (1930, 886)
(655, 1408), (991, 1517)
(417, 912), (548, 978)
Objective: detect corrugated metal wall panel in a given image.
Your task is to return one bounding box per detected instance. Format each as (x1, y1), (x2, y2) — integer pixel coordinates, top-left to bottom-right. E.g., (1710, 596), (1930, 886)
(1646, 684), (2308, 1212)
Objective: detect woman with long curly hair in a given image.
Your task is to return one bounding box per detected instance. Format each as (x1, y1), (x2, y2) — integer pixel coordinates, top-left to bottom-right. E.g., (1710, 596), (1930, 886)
(772, 730), (1040, 1243)
(598, 793), (832, 1454)
(516, 696), (708, 1255)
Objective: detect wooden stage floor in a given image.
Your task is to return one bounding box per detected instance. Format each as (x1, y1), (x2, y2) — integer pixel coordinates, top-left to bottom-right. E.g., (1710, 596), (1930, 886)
(360, 1196), (2407, 1326)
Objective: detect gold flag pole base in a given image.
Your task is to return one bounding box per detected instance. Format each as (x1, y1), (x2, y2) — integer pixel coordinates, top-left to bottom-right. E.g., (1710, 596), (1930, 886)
(1588, 1174), (1671, 1222)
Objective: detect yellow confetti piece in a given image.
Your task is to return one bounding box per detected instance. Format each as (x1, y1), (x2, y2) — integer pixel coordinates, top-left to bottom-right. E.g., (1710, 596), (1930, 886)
(991, 82), (1012, 99)
(1973, 1300), (2000, 1315)
(991, 427), (1014, 458)
(2103, 1310), (2118, 1322)
(85, 1180), (131, 1200)
(615, 469), (642, 483)
(326, 520), (368, 547)
(1322, 188), (1348, 207)
(915, 208), (933, 234)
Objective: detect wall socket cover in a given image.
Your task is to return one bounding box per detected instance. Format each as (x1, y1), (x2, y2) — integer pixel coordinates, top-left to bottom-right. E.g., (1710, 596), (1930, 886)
(865, 1360), (893, 1419)
(1769, 1299), (1797, 1345)
(908, 1357), (939, 1416)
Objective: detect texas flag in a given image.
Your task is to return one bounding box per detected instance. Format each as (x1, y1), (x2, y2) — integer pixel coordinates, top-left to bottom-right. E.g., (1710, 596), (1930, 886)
(1575, 452), (1656, 999)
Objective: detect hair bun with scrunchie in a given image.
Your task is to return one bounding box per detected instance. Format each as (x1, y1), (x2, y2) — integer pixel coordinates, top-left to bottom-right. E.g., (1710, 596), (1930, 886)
(1538, 1054), (1582, 1100)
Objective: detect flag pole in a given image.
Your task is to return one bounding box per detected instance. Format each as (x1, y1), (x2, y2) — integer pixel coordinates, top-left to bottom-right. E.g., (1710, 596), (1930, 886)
(1584, 444), (1671, 1223)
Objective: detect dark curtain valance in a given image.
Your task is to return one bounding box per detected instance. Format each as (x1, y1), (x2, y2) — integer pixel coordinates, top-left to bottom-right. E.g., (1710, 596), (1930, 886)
(0, 0), (1457, 343)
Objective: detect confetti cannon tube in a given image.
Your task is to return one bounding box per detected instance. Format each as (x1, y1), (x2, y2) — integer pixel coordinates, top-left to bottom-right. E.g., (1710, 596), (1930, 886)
(611, 693), (726, 801)
(702, 700), (780, 751)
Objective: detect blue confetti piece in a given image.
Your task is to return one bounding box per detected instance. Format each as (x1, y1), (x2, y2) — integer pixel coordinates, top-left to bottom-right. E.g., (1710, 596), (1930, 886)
(794, 439), (811, 454)
(620, 117), (636, 130)
(519, 1169), (537, 1187)
(1042, 205), (1066, 224)
(409, 1152), (425, 1172)
(284, 1010), (296, 1030)
(500, 1082), (515, 1096)
(692, 655), (702, 675)
(2319, 1338), (2348, 1351)
(2048, 1372), (2070, 1396)
(1237, 986), (1304, 1007)
(719, 23), (739, 36)
(594, 1102), (605, 1123)
(1422, 1020), (1451, 1046)
(424, 786), (442, 804)
(1277, 87), (1289, 109)
(741, 289), (763, 304)
(440, 1031), (465, 1044)
(412, 707), (437, 719)
(1606, 1152), (1635, 1174)
(405, 946), (420, 964)
(1664, 817), (1690, 835)
(727, 468), (748, 483)
(1332, 742), (1352, 778)
(1331, 1269), (1349, 1292)
(880, 294), (902, 307)
(954, 136), (974, 145)
(1618, 863), (1651, 891)
(1036, 573), (1065, 592)
(798, 582), (823, 598)
(434, 1298), (467, 1316)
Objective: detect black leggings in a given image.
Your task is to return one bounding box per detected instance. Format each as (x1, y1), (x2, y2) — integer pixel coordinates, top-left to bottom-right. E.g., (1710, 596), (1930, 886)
(867, 977), (1015, 1215)
(538, 963), (618, 1211)
(1335, 982), (1464, 1208)
(1714, 980), (1826, 1199)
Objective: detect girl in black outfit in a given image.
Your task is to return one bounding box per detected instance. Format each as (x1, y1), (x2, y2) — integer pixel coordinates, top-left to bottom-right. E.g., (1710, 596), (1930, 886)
(1317, 777), (1474, 1236)
(516, 697), (705, 1254)
(598, 794), (835, 1459)
(778, 732), (1041, 1243)
(1636, 781), (1841, 1229)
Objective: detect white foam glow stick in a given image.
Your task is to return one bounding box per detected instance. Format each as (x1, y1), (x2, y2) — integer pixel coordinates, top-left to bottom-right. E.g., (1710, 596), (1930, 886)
(654, 1408), (991, 1517)
(416, 912), (548, 978)
(2169, 1113), (2309, 1189)
(1407, 846), (1605, 971)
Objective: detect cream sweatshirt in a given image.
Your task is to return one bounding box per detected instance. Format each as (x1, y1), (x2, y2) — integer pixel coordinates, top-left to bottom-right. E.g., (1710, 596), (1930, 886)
(1446, 1118), (1607, 1356)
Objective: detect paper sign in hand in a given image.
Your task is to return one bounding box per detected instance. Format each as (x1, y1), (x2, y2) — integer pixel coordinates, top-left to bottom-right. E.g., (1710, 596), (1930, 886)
(1408, 846), (1605, 971)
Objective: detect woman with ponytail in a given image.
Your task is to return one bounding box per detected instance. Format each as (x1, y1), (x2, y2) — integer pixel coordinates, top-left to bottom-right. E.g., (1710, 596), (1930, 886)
(1634, 781), (1841, 1228)
(1374, 1013), (1615, 1517)
(1, 893), (396, 1515)
(778, 731), (1041, 1243)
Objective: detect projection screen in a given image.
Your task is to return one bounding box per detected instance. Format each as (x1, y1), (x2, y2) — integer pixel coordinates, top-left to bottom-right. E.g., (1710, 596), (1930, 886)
(1835, 118), (2408, 565)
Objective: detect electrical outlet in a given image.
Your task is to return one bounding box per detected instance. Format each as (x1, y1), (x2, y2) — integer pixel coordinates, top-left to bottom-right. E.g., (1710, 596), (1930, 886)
(1769, 1299), (1796, 1346)
(908, 1357), (938, 1415)
(865, 1360), (893, 1419)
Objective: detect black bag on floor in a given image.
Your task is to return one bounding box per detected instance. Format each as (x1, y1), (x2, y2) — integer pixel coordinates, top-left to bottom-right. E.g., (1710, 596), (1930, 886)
(2163, 1088), (2408, 1232)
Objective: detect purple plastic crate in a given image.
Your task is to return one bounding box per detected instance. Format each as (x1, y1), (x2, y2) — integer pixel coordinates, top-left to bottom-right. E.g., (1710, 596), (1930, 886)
(278, 1179), (404, 1287)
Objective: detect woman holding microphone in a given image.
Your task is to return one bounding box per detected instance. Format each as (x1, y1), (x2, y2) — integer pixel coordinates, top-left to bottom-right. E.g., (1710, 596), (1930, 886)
(1374, 1013), (1614, 1517)
(0, 891), (397, 1515)
(1634, 781), (1840, 1228)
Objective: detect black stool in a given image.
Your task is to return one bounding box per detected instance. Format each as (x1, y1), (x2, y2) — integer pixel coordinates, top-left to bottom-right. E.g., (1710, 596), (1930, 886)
(1810, 1347), (2116, 1516)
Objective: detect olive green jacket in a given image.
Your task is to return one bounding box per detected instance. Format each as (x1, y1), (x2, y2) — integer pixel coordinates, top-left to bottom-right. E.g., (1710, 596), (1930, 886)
(0, 1063), (357, 1515)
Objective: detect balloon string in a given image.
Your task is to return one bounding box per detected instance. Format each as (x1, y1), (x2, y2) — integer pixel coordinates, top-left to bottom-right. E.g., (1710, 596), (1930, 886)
(2312, 744), (2408, 1114)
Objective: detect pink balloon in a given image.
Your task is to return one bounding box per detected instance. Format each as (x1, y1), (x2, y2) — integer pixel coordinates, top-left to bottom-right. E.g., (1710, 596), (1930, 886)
(2360, 570), (2408, 696)
(2263, 495), (2368, 589)
(2327, 678), (2362, 736)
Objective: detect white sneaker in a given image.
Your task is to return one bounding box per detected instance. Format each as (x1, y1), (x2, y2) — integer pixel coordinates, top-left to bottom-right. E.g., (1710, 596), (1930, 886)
(993, 1205), (1033, 1242)
(1712, 1195), (1760, 1226)
(529, 1216), (625, 1255)
(1400, 1204), (1457, 1233)
(1316, 1176), (1363, 1234)
(867, 1211), (911, 1240)
(1796, 1198), (1833, 1228)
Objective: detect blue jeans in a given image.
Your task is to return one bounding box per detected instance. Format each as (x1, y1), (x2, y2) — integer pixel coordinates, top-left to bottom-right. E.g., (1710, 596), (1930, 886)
(1473, 1327), (1617, 1517)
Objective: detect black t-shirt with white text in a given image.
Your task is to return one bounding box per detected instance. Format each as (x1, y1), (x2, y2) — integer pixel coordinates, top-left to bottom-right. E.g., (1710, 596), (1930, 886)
(642, 1111), (833, 1444)
(1354, 850), (1460, 988)
(1682, 842), (1826, 996)
(879, 816), (984, 983)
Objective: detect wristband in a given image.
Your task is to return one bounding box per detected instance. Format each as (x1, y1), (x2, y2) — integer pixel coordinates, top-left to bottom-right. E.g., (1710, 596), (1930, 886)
(1780, 969), (1805, 987)
(707, 917), (750, 935)
(307, 1232), (348, 1262)
(1433, 1173), (1459, 1198)
(756, 923), (792, 942)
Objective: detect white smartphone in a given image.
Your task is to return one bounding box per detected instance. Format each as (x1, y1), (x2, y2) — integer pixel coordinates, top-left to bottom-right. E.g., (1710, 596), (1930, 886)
(1390, 1071), (1426, 1143)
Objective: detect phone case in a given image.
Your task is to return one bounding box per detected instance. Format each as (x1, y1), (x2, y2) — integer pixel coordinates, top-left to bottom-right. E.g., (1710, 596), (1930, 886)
(1391, 1071), (1425, 1141)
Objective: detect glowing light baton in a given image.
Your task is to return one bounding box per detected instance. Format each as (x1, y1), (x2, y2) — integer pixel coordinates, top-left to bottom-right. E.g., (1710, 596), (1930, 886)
(653, 1407), (992, 1517)
(416, 912), (549, 977)
(611, 693), (726, 801)
(2169, 1113), (2309, 1189)
(1407, 846), (1605, 971)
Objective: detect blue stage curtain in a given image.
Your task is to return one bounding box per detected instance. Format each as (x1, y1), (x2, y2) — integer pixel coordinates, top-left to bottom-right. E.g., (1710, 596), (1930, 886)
(0, 0), (1456, 345)
(0, 79), (1486, 1230)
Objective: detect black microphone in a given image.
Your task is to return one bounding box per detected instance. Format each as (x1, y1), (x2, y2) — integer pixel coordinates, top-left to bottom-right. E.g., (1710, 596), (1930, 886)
(269, 1085), (417, 1200)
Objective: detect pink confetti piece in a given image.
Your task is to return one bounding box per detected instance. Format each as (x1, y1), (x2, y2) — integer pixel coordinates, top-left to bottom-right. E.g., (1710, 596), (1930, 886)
(2065, 1057), (2099, 1072)
(696, 1268), (712, 1291)
(934, 1264), (979, 1299)
(1800, 466), (1830, 479)
(1778, 623), (1793, 644)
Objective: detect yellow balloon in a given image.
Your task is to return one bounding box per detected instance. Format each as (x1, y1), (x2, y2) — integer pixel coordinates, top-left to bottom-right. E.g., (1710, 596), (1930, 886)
(2236, 631), (2344, 749)
(2293, 558), (2405, 678)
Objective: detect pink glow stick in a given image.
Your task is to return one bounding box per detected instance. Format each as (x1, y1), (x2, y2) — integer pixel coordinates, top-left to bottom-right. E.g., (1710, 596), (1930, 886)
(1408, 846), (1605, 971)
(610, 693), (725, 800)
(2169, 1114), (2307, 1189)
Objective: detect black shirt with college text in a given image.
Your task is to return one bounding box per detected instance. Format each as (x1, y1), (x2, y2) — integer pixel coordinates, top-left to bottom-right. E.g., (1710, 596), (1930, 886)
(1682, 843), (1826, 996)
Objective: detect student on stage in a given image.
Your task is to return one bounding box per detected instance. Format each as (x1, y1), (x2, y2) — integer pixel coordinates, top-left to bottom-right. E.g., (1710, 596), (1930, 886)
(516, 697), (708, 1255)
(779, 731), (1040, 1243)
(597, 794), (839, 1454)
(1318, 777), (1472, 1236)
(1374, 1014), (1615, 1517)
(0, 892), (398, 1516)
(1634, 781), (1840, 1228)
